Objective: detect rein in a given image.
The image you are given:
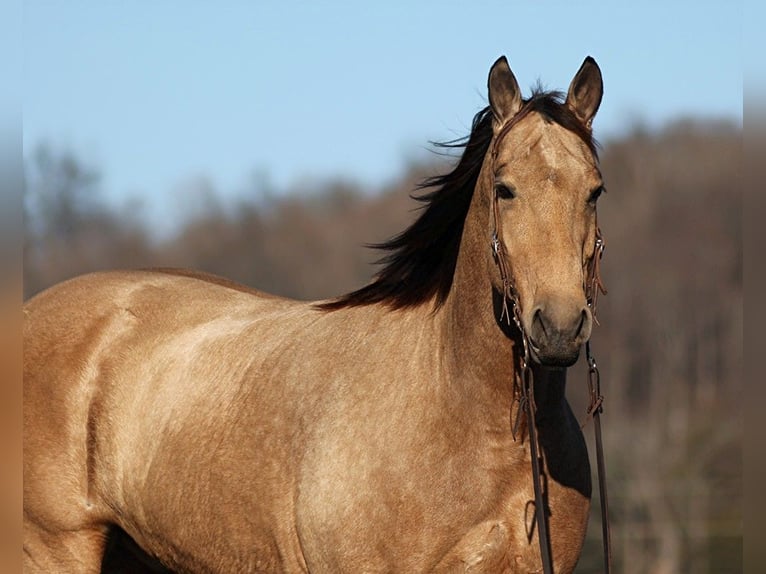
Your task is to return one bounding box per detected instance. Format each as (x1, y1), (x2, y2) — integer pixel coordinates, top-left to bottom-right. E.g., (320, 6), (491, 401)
(490, 133), (612, 573)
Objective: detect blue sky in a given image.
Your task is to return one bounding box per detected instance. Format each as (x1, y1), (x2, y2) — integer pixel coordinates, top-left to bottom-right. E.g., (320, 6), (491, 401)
(24, 1), (742, 231)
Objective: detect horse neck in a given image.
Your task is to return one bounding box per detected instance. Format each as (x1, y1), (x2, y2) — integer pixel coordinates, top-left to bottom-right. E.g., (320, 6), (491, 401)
(437, 167), (568, 409)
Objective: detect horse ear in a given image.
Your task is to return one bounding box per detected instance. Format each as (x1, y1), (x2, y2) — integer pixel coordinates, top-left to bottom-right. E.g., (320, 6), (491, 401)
(566, 56), (603, 128)
(488, 56), (522, 125)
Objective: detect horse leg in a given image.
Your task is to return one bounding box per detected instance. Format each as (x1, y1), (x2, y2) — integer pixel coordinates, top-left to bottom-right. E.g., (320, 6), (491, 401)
(23, 306), (117, 572)
(23, 516), (108, 574)
(23, 391), (112, 573)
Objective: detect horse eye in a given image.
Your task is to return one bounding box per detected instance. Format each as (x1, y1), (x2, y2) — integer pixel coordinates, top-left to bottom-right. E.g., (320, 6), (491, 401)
(588, 185), (605, 204)
(495, 184), (516, 200)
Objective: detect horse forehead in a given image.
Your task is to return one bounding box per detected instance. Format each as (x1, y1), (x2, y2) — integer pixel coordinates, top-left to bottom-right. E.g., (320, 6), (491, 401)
(497, 114), (595, 179)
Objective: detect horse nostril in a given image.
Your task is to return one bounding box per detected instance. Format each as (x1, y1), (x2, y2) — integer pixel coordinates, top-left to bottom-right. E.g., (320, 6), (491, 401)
(532, 308), (547, 339)
(574, 308), (592, 340)
(576, 309), (586, 337)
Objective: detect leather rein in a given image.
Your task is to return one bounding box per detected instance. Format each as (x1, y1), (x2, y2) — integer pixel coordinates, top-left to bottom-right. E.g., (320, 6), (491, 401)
(489, 126), (612, 573)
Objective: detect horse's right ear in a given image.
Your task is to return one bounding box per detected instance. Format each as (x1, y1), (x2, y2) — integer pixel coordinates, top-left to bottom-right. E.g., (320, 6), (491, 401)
(488, 56), (522, 125)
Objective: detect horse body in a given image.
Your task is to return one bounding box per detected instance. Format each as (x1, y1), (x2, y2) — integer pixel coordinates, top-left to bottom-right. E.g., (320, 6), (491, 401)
(24, 270), (589, 572)
(24, 56), (605, 573)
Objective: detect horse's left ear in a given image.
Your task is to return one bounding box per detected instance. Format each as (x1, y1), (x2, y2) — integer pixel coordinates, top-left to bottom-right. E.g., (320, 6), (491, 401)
(566, 56), (603, 128)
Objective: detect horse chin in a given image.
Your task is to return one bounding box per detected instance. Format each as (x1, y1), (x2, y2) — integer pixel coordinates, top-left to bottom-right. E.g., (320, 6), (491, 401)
(528, 341), (581, 368)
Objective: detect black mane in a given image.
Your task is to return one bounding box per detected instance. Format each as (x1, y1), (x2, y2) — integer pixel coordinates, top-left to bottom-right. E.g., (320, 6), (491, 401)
(320, 90), (597, 311)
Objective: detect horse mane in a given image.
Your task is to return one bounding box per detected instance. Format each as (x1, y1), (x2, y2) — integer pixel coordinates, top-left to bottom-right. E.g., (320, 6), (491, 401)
(319, 89), (598, 311)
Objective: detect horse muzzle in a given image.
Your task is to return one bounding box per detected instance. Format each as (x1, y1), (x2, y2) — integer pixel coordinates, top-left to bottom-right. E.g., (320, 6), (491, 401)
(525, 302), (592, 367)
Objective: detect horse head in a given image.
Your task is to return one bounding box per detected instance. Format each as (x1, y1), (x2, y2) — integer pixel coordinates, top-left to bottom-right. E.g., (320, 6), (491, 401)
(486, 56), (605, 367)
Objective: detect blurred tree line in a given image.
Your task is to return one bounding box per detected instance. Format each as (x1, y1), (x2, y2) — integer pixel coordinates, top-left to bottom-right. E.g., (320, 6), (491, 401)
(23, 120), (741, 573)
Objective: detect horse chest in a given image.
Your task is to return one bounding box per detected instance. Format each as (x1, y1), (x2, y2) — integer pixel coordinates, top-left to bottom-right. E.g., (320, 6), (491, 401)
(296, 422), (588, 573)
(434, 485), (591, 573)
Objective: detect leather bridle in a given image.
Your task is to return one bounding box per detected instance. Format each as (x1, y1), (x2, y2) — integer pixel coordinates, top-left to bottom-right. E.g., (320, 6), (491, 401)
(490, 125), (612, 574)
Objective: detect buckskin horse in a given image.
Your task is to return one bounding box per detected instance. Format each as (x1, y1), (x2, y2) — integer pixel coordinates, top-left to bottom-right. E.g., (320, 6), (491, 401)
(24, 56), (608, 573)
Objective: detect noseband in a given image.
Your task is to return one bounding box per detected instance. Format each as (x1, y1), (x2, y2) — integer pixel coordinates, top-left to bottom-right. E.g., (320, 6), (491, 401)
(489, 120), (612, 574)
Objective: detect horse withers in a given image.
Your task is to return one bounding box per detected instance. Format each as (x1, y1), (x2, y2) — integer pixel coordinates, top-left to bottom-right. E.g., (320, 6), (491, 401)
(24, 56), (606, 573)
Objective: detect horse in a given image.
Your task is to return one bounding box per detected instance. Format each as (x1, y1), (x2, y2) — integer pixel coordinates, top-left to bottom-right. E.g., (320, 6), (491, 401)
(23, 55), (606, 573)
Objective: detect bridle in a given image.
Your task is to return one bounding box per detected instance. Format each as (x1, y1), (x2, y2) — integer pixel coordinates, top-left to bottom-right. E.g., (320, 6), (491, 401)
(489, 123), (612, 574)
